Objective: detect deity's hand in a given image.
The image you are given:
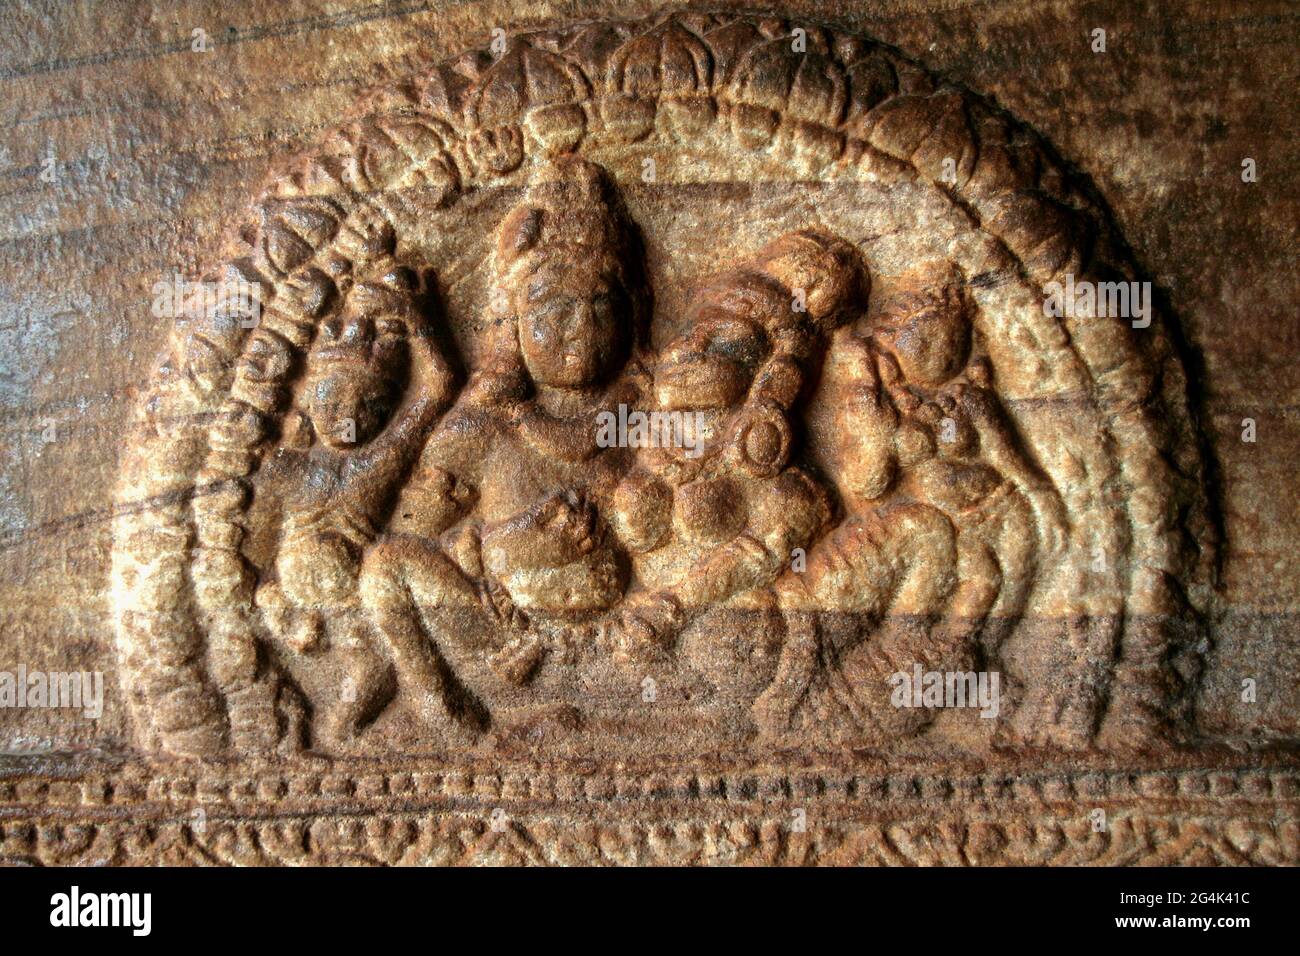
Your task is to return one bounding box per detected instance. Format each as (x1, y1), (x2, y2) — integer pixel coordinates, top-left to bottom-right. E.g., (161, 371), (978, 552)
(834, 339), (899, 503)
(537, 490), (600, 562)
(280, 268), (335, 321)
(484, 490), (600, 573)
(835, 333), (897, 438)
(390, 466), (475, 539)
(839, 330), (881, 389)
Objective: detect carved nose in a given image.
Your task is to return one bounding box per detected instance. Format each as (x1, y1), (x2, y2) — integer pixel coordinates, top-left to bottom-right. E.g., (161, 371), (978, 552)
(569, 303), (594, 336)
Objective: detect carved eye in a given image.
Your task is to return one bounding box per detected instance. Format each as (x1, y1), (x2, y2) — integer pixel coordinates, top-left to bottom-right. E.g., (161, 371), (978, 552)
(376, 318), (407, 338)
(532, 297), (570, 331)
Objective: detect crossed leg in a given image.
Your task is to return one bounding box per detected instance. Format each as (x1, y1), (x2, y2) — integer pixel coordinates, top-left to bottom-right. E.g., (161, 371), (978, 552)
(359, 534), (488, 738)
(756, 502), (960, 740)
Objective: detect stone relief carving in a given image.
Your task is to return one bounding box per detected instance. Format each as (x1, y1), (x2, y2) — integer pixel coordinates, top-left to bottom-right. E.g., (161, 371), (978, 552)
(108, 11), (1216, 771)
(4, 762), (1296, 866)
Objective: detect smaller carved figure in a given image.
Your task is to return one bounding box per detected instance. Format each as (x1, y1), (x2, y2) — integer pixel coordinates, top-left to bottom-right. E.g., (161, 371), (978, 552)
(606, 230), (865, 689)
(757, 263), (1066, 743)
(252, 252), (457, 747)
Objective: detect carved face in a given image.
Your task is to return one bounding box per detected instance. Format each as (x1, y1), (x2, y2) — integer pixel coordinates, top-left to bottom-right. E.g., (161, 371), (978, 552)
(654, 313), (768, 412)
(303, 302), (408, 449)
(514, 258), (627, 389)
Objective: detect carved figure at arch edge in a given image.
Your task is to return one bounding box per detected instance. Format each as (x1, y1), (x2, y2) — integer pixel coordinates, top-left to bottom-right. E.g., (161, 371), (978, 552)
(110, 12), (1214, 761)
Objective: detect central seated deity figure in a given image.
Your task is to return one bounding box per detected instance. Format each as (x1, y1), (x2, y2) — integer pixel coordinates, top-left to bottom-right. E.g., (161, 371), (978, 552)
(358, 156), (652, 737)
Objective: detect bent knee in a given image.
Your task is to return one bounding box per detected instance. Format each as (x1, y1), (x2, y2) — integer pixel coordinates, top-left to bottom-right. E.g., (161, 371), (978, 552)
(360, 535), (475, 609)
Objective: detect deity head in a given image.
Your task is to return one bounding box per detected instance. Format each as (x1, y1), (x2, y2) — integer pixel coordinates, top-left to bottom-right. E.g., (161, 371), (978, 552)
(474, 157), (648, 400)
(301, 263), (425, 449)
(654, 310), (771, 413)
(871, 262), (971, 389)
(653, 229), (867, 476)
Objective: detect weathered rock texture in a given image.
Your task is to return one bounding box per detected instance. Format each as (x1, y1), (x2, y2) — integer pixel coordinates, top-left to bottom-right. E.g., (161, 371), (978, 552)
(0, 1), (1296, 865)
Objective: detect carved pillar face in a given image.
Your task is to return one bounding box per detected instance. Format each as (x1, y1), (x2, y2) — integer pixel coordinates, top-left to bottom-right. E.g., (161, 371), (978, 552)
(302, 292), (410, 448)
(513, 256), (628, 389)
